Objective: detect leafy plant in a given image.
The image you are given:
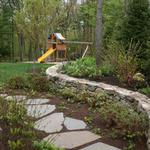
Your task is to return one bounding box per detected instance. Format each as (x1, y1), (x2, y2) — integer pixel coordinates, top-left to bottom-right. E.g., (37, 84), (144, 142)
(62, 57), (102, 79)
(139, 87), (150, 97)
(87, 92), (109, 109)
(100, 63), (114, 76)
(58, 102), (69, 111)
(0, 97), (35, 150)
(84, 116), (93, 124)
(33, 141), (64, 150)
(60, 87), (76, 100)
(105, 40), (140, 86)
(28, 74), (50, 92)
(6, 75), (27, 89)
(92, 127), (101, 135)
(98, 100), (148, 139)
(8, 140), (24, 150)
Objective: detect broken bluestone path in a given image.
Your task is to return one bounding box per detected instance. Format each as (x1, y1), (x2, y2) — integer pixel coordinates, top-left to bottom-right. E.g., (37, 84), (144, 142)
(0, 94), (121, 150)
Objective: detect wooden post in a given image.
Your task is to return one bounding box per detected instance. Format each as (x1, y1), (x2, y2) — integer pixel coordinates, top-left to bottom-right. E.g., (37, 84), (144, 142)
(82, 45), (89, 58)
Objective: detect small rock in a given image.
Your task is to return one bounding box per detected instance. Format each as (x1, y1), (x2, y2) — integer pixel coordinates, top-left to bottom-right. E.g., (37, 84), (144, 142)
(87, 85), (96, 92)
(64, 117), (87, 130)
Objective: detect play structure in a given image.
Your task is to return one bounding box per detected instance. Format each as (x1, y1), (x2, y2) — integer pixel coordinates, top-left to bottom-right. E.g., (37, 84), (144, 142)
(38, 33), (67, 63)
(38, 33), (92, 63)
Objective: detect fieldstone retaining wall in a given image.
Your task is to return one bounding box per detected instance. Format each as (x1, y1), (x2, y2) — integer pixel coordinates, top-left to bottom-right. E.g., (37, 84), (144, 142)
(46, 63), (150, 150)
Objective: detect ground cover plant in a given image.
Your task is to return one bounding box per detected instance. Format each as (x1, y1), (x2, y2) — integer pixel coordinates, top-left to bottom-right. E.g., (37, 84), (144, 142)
(139, 87), (150, 97)
(0, 96), (64, 150)
(0, 96), (35, 150)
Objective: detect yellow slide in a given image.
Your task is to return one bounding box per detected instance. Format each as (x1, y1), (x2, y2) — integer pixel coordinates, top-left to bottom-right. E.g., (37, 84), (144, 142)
(38, 47), (56, 63)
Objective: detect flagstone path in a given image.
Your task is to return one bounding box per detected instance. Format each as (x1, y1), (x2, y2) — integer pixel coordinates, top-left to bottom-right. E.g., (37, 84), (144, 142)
(1, 94), (121, 150)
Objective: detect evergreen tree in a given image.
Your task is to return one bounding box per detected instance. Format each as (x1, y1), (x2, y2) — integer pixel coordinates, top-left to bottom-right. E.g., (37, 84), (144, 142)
(121, 0), (150, 55)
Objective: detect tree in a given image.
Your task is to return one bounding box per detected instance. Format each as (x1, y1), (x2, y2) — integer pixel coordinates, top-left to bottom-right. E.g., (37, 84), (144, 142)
(120, 0), (150, 53)
(0, 0), (22, 61)
(14, 0), (64, 60)
(95, 0), (103, 67)
(79, 0), (96, 42)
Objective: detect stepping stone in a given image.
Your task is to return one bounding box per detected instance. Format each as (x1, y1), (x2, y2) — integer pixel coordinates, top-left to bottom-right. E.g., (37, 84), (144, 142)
(64, 117), (87, 130)
(80, 142), (121, 150)
(44, 131), (100, 149)
(35, 113), (64, 133)
(6, 95), (26, 102)
(26, 98), (50, 105)
(27, 104), (56, 118)
(0, 94), (7, 98)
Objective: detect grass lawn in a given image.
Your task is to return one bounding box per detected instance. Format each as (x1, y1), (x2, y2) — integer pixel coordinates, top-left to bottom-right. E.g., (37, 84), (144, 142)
(0, 63), (52, 84)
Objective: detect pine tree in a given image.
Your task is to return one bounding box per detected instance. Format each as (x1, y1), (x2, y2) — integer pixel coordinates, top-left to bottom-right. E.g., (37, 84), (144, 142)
(121, 0), (150, 53)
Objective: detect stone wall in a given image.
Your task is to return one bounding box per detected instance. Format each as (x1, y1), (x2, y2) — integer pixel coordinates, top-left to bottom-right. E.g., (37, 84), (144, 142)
(46, 63), (150, 149)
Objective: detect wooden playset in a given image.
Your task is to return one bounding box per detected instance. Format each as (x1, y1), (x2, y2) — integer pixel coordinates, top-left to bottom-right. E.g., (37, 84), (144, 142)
(38, 33), (67, 63)
(38, 33), (92, 63)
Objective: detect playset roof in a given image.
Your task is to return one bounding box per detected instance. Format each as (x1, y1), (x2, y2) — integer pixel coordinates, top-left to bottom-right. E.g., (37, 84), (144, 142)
(54, 33), (66, 41)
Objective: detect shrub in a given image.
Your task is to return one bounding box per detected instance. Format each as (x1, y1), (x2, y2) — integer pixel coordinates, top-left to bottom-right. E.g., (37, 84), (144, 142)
(33, 141), (64, 150)
(139, 87), (150, 97)
(62, 57), (114, 79)
(105, 41), (140, 86)
(62, 57), (100, 78)
(6, 75), (27, 89)
(28, 74), (50, 92)
(132, 73), (147, 89)
(87, 92), (109, 109)
(60, 87), (75, 99)
(0, 97), (35, 150)
(98, 101), (148, 139)
(100, 63), (114, 76)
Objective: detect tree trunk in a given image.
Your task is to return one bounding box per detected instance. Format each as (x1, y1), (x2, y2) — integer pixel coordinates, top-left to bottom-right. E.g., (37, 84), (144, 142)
(18, 33), (24, 62)
(124, 0), (128, 16)
(28, 40), (32, 61)
(95, 0), (103, 67)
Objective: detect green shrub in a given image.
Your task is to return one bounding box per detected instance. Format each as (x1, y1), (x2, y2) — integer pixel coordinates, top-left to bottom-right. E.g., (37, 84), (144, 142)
(105, 41), (140, 86)
(87, 92), (109, 109)
(100, 63), (114, 76)
(6, 75), (27, 89)
(28, 74), (50, 92)
(0, 97), (35, 150)
(62, 57), (102, 78)
(59, 87), (76, 101)
(139, 87), (150, 97)
(98, 101), (148, 139)
(33, 141), (64, 150)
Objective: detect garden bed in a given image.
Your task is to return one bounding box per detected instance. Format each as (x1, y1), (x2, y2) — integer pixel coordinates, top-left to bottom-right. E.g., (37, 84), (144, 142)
(62, 57), (150, 97)
(49, 97), (147, 150)
(0, 88), (147, 150)
(46, 63), (150, 150)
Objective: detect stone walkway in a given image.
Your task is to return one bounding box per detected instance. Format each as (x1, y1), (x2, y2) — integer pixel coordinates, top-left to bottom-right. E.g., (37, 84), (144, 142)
(1, 94), (121, 150)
